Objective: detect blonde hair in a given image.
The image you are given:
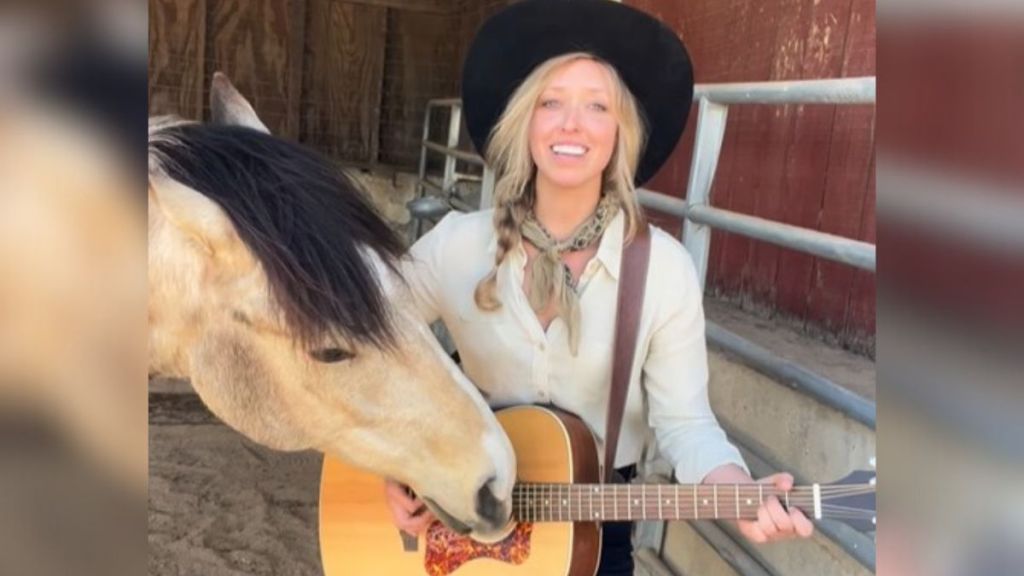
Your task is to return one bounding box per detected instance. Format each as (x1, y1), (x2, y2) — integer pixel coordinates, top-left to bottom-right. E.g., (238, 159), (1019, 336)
(474, 52), (648, 310)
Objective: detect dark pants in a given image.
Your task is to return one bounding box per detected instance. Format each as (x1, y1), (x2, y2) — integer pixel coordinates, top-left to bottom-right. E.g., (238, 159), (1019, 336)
(597, 465), (636, 576)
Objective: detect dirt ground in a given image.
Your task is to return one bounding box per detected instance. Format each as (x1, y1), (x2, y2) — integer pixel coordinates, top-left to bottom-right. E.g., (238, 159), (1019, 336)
(149, 393), (324, 576)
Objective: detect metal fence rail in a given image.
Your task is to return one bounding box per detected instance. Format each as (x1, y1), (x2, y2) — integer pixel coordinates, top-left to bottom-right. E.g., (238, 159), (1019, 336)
(706, 322), (876, 429)
(637, 189), (876, 272)
(410, 100), (494, 241)
(675, 76), (876, 289)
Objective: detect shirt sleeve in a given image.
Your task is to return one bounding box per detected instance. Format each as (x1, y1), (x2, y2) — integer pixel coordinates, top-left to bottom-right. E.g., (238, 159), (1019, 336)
(641, 241), (749, 484)
(401, 212), (459, 325)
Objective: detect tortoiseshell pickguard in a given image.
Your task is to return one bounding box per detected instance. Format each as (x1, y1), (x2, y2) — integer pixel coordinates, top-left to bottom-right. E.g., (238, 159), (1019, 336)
(423, 521), (533, 576)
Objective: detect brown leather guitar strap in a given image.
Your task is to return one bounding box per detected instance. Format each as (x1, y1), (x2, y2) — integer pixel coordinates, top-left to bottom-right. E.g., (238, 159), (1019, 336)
(603, 223), (651, 484)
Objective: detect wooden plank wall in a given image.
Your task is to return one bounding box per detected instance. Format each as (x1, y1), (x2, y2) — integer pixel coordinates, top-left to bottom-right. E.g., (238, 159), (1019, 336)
(149, 0), (208, 120)
(628, 0), (876, 354)
(148, 0), (462, 167)
(302, 1), (387, 161)
(379, 9), (459, 166)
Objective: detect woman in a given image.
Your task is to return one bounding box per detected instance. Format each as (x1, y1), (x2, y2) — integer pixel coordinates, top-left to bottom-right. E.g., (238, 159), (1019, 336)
(388, 0), (813, 572)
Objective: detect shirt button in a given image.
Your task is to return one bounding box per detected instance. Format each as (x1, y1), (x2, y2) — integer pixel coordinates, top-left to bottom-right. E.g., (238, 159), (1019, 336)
(538, 342), (546, 351)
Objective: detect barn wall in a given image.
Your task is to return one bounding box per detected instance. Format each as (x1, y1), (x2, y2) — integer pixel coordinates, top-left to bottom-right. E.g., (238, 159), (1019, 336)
(149, 0), (877, 353)
(627, 0), (876, 354)
(149, 0), (464, 168)
(378, 9), (460, 166)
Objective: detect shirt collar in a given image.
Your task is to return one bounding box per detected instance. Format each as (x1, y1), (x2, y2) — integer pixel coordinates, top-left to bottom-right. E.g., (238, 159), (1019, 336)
(594, 210), (625, 280)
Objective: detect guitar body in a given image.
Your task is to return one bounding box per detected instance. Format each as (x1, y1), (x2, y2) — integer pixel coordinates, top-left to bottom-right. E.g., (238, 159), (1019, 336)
(319, 406), (603, 576)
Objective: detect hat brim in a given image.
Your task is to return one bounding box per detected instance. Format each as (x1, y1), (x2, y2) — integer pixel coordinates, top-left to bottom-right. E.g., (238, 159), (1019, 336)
(461, 0), (693, 187)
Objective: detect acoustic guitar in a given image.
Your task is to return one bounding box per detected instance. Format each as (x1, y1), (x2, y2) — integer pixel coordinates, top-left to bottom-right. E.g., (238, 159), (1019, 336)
(319, 405), (875, 576)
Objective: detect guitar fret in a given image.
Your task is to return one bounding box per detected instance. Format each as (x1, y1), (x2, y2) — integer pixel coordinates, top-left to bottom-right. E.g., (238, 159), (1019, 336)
(641, 484), (647, 521)
(713, 484), (719, 519)
(588, 485), (593, 520)
(542, 484), (547, 522)
(735, 484), (740, 519)
(612, 485), (618, 521)
(523, 484), (528, 522)
(538, 484), (542, 523)
(546, 484), (551, 522)
(693, 484), (698, 519)
(561, 483), (569, 520)
(658, 484), (663, 518)
(533, 484), (538, 522)
(533, 484), (537, 522)
(545, 485), (549, 522)
(674, 485), (680, 520)
(622, 481), (630, 518)
(530, 484), (534, 522)
(576, 485), (581, 522)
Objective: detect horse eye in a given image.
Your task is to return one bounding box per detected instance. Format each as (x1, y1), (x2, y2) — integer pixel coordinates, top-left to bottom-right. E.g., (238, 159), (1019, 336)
(310, 348), (355, 363)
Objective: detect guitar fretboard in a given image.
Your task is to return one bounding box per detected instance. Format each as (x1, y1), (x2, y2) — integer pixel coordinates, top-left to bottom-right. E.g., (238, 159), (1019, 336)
(511, 483), (831, 522)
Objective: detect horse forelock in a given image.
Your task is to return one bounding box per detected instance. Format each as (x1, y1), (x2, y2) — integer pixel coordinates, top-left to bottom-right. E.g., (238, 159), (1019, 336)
(148, 122), (407, 350)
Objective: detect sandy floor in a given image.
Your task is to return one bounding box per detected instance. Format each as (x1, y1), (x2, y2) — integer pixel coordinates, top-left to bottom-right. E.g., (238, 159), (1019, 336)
(149, 393), (323, 575)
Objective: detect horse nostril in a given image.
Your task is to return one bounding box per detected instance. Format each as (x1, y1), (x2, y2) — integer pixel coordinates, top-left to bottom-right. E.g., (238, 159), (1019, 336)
(476, 477), (505, 526)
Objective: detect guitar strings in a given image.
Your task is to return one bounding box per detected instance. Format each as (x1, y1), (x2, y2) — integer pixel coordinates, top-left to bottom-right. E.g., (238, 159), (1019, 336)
(510, 485), (875, 521)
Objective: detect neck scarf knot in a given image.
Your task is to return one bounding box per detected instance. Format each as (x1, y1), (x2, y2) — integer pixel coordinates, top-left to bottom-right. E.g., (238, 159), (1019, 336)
(519, 194), (620, 355)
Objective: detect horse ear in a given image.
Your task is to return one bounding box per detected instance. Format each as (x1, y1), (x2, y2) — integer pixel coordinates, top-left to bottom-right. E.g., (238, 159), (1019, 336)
(149, 175), (244, 264)
(209, 72), (270, 134)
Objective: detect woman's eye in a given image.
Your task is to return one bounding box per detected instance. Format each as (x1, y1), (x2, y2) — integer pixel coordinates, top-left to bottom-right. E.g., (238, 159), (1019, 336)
(589, 102), (608, 112)
(540, 99), (560, 108)
(310, 348), (355, 363)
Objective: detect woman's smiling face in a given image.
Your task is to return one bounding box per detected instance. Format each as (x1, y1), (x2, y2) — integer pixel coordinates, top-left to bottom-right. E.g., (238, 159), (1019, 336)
(528, 58), (619, 193)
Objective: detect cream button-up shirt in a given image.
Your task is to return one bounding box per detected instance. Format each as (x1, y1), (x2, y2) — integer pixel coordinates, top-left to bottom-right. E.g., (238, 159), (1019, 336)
(404, 209), (747, 483)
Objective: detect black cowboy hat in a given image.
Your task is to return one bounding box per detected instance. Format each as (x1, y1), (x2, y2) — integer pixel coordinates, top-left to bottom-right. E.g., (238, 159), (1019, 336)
(461, 0), (693, 186)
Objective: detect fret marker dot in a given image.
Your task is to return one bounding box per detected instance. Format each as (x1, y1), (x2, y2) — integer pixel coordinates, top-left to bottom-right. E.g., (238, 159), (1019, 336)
(665, 499), (671, 504)
(703, 499), (709, 505)
(594, 487), (600, 493)
(594, 512), (600, 518)
(633, 499), (639, 505)
(562, 500), (568, 506)
(746, 499), (753, 505)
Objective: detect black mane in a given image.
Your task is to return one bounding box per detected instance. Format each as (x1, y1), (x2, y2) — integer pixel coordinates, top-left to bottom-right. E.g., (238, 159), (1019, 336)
(150, 123), (406, 349)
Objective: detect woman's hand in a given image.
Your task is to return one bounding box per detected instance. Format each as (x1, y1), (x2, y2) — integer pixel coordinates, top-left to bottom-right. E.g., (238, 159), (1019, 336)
(383, 479), (437, 535)
(702, 464), (814, 544)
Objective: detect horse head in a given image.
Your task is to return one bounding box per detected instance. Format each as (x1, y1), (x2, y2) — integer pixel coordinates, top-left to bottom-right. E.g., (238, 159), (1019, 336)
(147, 73), (514, 538)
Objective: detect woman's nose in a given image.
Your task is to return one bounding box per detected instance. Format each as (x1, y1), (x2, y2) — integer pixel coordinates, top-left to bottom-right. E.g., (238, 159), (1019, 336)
(560, 104), (580, 131)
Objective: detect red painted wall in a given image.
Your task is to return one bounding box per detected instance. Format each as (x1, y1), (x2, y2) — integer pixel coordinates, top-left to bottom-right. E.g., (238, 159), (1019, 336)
(628, 0), (876, 354)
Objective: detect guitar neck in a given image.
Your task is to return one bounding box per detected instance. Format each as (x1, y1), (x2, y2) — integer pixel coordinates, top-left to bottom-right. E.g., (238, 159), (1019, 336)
(512, 482), (851, 523)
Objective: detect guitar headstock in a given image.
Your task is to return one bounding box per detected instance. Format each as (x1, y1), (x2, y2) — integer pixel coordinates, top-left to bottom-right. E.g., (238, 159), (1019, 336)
(817, 459), (875, 532)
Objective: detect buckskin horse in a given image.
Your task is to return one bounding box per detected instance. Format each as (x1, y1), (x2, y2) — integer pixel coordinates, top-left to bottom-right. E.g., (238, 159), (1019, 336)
(148, 73), (515, 539)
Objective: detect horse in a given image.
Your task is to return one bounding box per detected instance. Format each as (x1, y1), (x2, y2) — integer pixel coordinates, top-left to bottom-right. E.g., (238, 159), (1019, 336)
(0, 85), (146, 495)
(147, 73), (515, 538)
